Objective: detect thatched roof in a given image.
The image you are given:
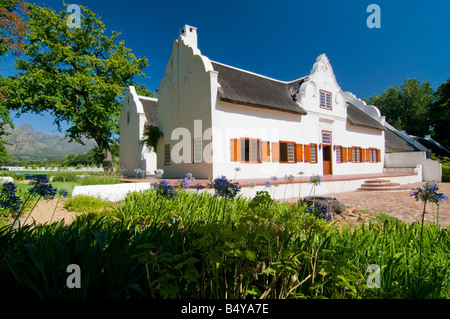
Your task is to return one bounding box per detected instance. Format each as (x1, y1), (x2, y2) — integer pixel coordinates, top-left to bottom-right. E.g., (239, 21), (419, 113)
(139, 98), (158, 126)
(346, 102), (385, 131)
(212, 61), (307, 115)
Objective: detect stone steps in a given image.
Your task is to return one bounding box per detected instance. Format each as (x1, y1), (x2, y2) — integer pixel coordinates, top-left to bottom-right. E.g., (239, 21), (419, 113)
(357, 179), (410, 192)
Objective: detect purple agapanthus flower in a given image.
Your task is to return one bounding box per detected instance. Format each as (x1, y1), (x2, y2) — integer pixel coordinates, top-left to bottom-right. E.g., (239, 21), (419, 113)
(410, 181), (448, 204)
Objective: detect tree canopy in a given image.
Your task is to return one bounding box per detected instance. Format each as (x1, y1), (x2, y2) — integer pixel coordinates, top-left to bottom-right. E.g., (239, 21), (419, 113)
(365, 78), (434, 137)
(3, 3), (149, 170)
(429, 79), (450, 150)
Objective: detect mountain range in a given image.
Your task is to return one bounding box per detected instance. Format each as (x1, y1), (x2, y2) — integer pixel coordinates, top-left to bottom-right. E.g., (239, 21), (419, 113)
(4, 123), (97, 158)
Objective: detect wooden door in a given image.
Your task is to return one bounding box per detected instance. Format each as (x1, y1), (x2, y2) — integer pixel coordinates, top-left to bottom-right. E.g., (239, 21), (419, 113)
(323, 145), (332, 175)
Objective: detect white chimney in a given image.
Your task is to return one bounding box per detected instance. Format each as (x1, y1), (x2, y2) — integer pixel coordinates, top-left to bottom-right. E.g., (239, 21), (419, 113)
(180, 25), (198, 49)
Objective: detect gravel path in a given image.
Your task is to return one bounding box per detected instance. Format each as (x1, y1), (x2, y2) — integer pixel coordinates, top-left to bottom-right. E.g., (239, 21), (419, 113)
(321, 182), (450, 228)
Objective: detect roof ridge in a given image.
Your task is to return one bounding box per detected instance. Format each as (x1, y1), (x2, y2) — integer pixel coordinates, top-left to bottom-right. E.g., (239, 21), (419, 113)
(210, 60), (307, 84)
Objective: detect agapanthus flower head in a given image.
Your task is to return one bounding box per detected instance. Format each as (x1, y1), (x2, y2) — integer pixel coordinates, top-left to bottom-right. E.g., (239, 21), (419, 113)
(263, 181), (272, 188)
(209, 175), (241, 200)
(234, 167), (241, 172)
(28, 183), (57, 200)
(152, 179), (177, 199)
(2, 182), (17, 194)
(58, 188), (69, 198)
(249, 182), (256, 189)
(306, 203), (331, 221)
(29, 175), (49, 185)
(270, 176), (278, 181)
(410, 181), (448, 204)
(298, 171), (305, 175)
(309, 174), (322, 186)
(176, 177), (190, 189)
(134, 168), (143, 175)
(194, 183), (204, 191)
(185, 172), (194, 180)
(285, 174), (294, 182)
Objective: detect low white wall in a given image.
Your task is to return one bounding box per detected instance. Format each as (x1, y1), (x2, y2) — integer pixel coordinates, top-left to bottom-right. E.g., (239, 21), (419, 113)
(72, 183), (152, 202)
(72, 171), (422, 202)
(384, 152), (441, 182)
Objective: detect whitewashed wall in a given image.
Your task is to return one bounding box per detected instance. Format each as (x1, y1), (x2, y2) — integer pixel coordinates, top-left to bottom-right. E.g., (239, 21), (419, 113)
(156, 25), (216, 179)
(385, 151), (442, 182)
(156, 27), (385, 180)
(119, 87), (157, 176)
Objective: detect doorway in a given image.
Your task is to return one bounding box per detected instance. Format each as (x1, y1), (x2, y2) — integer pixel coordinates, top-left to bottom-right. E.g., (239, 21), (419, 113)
(322, 131), (332, 175)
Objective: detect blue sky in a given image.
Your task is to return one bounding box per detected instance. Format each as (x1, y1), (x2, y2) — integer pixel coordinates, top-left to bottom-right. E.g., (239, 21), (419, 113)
(2, 0), (449, 135)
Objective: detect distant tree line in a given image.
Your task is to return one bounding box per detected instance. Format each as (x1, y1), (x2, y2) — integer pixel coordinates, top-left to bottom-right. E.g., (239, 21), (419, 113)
(365, 78), (450, 150)
(2, 144), (119, 168)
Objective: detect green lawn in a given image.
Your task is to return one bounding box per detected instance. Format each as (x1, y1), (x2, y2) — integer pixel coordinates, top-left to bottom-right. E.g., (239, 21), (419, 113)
(15, 181), (81, 197)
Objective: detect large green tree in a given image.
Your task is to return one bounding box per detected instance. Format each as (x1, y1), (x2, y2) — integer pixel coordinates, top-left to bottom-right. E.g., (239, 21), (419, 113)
(0, 0), (29, 164)
(428, 79), (450, 150)
(4, 3), (149, 170)
(365, 78), (434, 137)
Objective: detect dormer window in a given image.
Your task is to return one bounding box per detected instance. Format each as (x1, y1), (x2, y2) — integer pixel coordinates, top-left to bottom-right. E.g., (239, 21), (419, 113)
(320, 90), (332, 110)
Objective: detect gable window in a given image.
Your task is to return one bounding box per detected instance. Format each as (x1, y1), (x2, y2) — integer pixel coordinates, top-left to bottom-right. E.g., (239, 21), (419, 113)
(320, 90), (332, 110)
(193, 138), (202, 163)
(164, 144), (171, 165)
(280, 141), (296, 163)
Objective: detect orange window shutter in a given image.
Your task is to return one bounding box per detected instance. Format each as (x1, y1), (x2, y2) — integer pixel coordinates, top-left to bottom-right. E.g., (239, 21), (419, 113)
(272, 142), (280, 162)
(366, 149), (370, 162)
(262, 141), (269, 162)
(348, 147), (352, 162)
(377, 149), (381, 162)
(361, 149), (366, 162)
(296, 144), (303, 162)
(342, 147), (347, 163)
(230, 139), (236, 161)
(236, 139), (241, 162)
(304, 144), (311, 163)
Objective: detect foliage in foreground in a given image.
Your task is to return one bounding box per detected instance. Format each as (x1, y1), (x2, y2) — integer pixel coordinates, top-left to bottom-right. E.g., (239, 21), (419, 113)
(0, 188), (449, 299)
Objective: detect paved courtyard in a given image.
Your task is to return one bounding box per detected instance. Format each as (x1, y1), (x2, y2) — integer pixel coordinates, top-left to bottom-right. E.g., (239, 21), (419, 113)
(320, 182), (450, 228)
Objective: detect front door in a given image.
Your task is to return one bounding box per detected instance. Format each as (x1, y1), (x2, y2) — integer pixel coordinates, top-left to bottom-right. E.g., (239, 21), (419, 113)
(322, 131), (332, 175)
(323, 145), (332, 175)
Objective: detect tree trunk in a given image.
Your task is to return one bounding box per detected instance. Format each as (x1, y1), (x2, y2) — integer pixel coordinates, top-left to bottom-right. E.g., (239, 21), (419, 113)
(102, 145), (114, 172)
(94, 136), (115, 172)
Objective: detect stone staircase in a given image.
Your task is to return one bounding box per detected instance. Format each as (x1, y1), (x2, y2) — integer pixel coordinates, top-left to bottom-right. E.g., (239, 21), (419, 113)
(357, 179), (410, 192)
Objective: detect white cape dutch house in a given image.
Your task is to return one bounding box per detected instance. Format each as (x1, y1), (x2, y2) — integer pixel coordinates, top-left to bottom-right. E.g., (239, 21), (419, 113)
(119, 86), (158, 176)
(152, 25), (385, 180)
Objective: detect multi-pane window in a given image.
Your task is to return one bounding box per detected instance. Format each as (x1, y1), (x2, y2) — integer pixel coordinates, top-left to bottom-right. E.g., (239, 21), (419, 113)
(193, 138), (202, 163)
(370, 148), (378, 163)
(336, 146), (342, 163)
(280, 142), (296, 163)
(164, 144), (171, 165)
(320, 90), (332, 110)
(352, 147), (361, 163)
(322, 131), (331, 144)
(310, 144), (317, 163)
(240, 138), (261, 163)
